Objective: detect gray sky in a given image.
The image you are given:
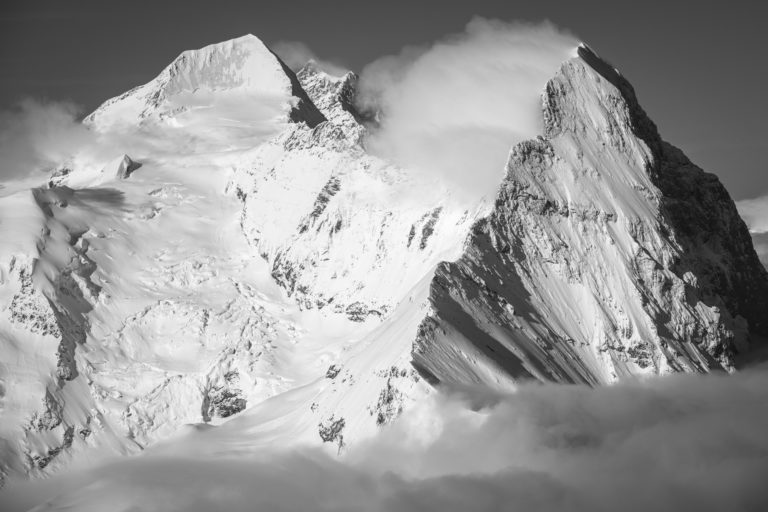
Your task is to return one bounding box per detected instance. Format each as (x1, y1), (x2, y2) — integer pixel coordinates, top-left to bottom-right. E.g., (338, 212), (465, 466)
(1, 0), (765, 200)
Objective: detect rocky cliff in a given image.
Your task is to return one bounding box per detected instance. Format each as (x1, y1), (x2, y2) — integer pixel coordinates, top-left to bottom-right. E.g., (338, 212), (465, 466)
(413, 45), (768, 386)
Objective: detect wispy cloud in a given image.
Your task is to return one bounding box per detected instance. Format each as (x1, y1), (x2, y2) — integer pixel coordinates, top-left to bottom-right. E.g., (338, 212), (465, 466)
(0, 99), (93, 182)
(737, 195), (768, 234)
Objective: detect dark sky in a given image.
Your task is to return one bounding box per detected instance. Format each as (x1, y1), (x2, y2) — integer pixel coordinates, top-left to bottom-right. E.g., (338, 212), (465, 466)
(1, 0), (765, 200)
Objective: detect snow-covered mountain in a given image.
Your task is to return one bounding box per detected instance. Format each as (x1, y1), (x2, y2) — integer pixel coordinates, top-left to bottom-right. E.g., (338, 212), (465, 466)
(0, 34), (766, 484)
(85, 35), (324, 134)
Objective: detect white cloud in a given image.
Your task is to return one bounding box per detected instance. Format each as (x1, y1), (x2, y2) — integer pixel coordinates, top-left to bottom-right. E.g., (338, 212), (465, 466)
(737, 195), (768, 234)
(6, 366), (768, 511)
(748, 232), (768, 269)
(0, 99), (94, 182)
(358, 18), (578, 199)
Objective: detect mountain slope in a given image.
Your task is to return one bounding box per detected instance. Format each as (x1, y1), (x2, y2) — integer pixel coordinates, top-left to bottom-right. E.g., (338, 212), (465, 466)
(0, 36), (766, 486)
(414, 45), (768, 386)
(85, 34), (324, 148)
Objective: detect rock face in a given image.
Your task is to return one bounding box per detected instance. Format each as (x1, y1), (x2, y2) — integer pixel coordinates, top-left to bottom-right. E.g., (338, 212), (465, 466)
(1, 35), (766, 484)
(296, 62), (366, 142)
(109, 155), (142, 179)
(413, 45), (768, 386)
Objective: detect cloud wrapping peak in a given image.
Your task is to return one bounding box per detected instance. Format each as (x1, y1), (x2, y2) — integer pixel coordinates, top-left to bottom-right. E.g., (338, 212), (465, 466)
(358, 18), (578, 198)
(6, 367), (768, 511)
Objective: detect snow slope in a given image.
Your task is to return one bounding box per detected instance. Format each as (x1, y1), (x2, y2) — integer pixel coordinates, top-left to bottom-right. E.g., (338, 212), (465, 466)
(0, 33), (464, 481)
(415, 46), (768, 386)
(85, 34), (324, 150)
(1, 35), (766, 488)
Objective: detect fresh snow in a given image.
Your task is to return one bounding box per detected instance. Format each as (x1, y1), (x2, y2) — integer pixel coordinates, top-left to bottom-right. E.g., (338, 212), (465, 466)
(1, 33), (766, 494)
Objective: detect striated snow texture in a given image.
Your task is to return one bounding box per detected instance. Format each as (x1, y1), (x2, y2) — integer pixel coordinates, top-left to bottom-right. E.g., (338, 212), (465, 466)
(85, 34), (324, 148)
(413, 45), (768, 387)
(0, 35), (766, 488)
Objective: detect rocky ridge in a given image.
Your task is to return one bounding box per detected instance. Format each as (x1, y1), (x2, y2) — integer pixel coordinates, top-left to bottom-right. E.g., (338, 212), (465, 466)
(413, 45), (768, 386)
(1, 36), (766, 485)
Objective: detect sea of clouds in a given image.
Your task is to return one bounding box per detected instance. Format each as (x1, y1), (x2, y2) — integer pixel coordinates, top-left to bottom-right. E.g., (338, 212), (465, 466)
(5, 365), (768, 511)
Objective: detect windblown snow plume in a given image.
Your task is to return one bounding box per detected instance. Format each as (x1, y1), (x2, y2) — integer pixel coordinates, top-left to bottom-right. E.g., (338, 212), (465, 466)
(359, 18), (577, 197)
(5, 368), (768, 512)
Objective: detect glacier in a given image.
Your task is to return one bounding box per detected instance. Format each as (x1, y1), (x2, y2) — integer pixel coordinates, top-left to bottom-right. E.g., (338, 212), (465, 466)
(0, 33), (766, 489)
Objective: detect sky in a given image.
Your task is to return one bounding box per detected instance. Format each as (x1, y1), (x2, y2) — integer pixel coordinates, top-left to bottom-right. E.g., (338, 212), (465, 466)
(0, 0), (766, 202)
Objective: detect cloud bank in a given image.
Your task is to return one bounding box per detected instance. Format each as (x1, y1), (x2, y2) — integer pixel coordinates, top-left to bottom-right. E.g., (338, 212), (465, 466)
(358, 18), (578, 199)
(6, 366), (768, 512)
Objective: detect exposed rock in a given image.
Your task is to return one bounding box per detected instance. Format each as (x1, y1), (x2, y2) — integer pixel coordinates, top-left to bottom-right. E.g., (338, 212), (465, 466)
(413, 46), (768, 386)
(318, 415), (345, 450)
(297, 61), (366, 141)
(204, 388), (247, 419)
(325, 364), (342, 379)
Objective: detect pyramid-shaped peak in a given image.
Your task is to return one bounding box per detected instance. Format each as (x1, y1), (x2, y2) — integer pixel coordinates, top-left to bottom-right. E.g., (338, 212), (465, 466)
(178, 33), (272, 59)
(86, 32), (326, 132)
(161, 34), (287, 94)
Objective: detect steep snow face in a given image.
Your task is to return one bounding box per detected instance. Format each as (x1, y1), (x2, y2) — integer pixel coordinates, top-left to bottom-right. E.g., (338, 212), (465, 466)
(230, 122), (485, 319)
(85, 35), (324, 150)
(414, 46), (768, 386)
(0, 36), (472, 481)
(1, 150), (434, 482)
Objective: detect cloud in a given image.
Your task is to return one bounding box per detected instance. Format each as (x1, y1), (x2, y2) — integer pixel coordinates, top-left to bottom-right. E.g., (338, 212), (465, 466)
(0, 99), (94, 182)
(6, 366), (768, 511)
(748, 232), (768, 270)
(737, 195), (768, 234)
(270, 40), (348, 76)
(358, 18), (578, 200)
(0, 97), (245, 188)
(736, 197), (768, 268)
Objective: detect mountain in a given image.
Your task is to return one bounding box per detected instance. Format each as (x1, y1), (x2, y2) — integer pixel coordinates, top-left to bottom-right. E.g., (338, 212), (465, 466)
(0, 35), (766, 485)
(415, 45), (768, 386)
(295, 61), (367, 142)
(85, 34), (324, 148)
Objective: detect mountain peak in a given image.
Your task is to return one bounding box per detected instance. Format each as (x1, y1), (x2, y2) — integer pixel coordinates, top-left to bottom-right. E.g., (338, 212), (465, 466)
(163, 33), (278, 92)
(297, 61), (367, 139)
(85, 33), (325, 134)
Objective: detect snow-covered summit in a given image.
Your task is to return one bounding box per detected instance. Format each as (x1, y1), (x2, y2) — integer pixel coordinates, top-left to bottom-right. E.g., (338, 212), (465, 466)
(86, 34), (324, 137)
